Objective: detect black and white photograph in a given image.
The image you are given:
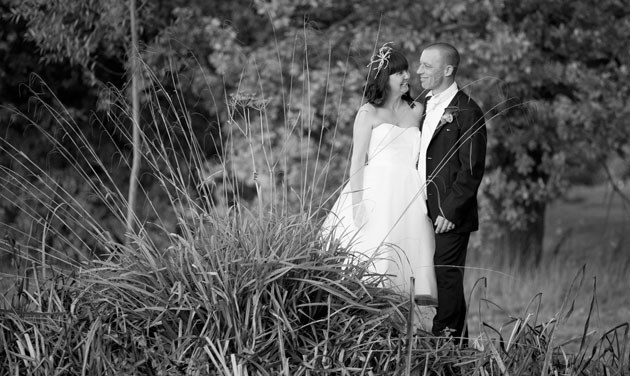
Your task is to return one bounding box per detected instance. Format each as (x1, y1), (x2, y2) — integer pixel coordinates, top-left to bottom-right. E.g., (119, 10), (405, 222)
(1, 1), (628, 374)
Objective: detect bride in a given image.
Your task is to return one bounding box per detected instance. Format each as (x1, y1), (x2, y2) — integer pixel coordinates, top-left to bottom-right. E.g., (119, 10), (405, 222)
(323, 43), (437, 307)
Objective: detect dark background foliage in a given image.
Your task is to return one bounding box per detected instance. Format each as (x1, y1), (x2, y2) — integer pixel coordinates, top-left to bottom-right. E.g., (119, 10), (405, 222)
(1, 0), (629, 268)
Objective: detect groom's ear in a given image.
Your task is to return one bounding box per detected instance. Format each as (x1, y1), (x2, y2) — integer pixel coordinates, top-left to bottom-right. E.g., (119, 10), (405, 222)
(444, 65), (455, 77)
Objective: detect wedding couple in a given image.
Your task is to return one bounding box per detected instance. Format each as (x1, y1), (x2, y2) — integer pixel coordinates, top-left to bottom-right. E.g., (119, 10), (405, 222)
(324, 42), (487, 344)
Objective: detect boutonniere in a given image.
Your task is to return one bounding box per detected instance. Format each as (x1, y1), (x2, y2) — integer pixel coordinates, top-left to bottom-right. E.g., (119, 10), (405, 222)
(439, 106), (459, 126)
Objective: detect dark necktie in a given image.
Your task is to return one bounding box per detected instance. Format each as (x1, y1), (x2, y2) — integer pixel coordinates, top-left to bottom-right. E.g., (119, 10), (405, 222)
(423, 95), (432, 108)
(420, 95), (432, 130)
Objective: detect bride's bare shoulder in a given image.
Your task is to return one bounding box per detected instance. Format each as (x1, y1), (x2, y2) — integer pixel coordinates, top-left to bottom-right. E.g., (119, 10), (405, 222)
(358, 103), (377, 115)
(355, 103), (379, 126)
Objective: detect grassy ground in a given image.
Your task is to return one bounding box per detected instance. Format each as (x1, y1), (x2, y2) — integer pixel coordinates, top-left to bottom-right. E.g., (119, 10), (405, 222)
(466, 182), (630, 351)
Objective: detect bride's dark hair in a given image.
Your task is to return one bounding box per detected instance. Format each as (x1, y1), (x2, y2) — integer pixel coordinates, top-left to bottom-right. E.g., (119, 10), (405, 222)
(363, 44), (413, 106)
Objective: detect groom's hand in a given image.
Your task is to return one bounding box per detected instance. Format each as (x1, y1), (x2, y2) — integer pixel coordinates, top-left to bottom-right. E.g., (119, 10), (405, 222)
(434, 216), (455, 234)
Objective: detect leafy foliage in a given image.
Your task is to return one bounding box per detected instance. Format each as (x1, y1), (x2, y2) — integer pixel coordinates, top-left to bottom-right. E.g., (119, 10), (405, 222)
(2, 0), (629, 269)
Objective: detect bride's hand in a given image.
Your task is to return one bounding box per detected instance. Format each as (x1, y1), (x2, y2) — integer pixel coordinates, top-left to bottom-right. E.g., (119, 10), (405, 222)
(434, 215), (455, 234)
(353, 203), (367, 228)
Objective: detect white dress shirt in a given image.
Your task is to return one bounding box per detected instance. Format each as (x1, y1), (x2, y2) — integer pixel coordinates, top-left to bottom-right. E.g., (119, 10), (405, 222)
(418, 82), (459, 200)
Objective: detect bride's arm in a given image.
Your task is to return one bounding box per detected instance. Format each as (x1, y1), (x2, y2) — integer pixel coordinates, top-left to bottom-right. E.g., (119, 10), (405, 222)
(349, 106), (373, 223)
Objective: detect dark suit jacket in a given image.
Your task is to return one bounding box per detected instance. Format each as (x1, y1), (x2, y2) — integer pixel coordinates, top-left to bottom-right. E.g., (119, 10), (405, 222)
(420, 90), (487, 233)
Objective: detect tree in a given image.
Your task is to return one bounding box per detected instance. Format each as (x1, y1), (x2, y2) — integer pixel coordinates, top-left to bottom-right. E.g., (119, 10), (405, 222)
(3, 0), (628, 270)
(3, 0), (247, 237)
(472, 0), (630, 267)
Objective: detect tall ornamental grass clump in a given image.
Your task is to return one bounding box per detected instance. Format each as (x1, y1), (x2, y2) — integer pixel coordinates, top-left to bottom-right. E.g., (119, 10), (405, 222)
(1, 54), (628, 375)
(0, 70), (433, 375)
(0, 206), (421, 374)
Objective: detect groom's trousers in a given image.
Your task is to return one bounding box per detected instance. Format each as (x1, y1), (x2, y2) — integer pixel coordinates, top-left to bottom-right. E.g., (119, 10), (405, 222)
(432, 231), (470, 346)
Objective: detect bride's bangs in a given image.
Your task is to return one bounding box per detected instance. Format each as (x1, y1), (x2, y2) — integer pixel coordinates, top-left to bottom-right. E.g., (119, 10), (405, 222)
(387, 52), (408, 75)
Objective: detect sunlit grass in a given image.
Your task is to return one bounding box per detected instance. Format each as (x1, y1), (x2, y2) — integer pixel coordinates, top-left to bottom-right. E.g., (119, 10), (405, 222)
(466, 183), (630, 363)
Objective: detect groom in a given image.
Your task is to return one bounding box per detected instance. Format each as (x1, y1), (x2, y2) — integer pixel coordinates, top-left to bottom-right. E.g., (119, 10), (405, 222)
(416, 42), (487, 345)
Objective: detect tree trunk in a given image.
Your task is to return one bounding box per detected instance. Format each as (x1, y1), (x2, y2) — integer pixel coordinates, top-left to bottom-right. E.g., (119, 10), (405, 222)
(484, 202), (547, 271)
(125, 0), (141, 238)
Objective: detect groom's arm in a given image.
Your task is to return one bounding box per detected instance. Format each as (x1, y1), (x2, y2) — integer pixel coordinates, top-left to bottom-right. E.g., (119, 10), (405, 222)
(440, 101), (487, 226)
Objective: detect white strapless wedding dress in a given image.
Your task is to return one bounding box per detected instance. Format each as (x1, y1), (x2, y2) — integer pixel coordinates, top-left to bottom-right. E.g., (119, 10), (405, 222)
(323, 123), (437, 304)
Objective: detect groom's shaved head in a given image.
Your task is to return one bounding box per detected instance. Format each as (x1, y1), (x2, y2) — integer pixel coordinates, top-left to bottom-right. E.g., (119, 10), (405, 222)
(425, 42), (460, 75)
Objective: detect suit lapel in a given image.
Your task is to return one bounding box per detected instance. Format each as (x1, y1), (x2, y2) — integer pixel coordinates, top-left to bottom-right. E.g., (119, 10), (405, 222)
(430, 91), (462, 143)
